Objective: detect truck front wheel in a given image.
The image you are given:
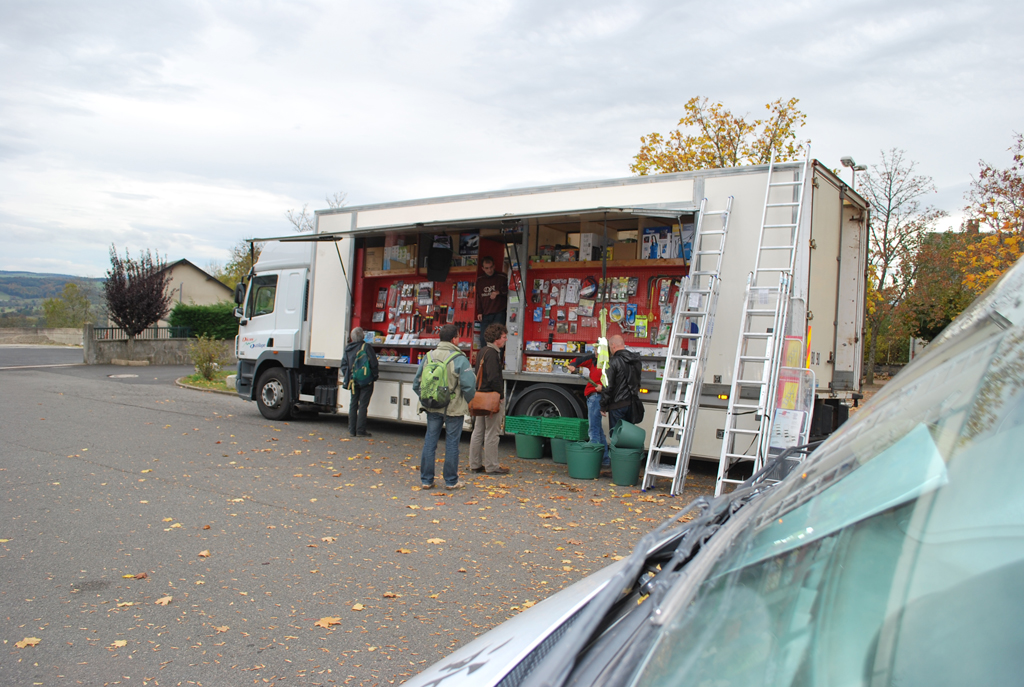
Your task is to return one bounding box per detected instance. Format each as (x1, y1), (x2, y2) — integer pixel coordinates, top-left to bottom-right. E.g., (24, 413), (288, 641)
(256, 368), (293, 421)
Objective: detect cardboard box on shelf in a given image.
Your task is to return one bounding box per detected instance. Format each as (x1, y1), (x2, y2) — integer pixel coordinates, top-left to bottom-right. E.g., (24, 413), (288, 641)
(385, 245), (417, 270)
(365, 247), (384, 272)
(525, 356), (553, 373)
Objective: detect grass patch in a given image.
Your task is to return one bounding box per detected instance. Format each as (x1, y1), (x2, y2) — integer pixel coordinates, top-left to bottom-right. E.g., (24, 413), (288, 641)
(181, 368), (235, 393)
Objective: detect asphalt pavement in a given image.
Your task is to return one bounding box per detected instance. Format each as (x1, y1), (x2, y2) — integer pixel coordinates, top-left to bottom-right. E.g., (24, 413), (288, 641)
(0, 347), (714, 686)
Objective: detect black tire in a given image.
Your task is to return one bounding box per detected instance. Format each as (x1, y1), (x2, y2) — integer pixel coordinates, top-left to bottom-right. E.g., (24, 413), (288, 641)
(511, 387), (579, 418)
(255, 367), (293, 421)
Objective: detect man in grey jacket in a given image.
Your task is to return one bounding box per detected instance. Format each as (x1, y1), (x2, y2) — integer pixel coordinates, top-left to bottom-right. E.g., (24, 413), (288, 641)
(413, 324), (476, 490)
(340, 326), (379, 437)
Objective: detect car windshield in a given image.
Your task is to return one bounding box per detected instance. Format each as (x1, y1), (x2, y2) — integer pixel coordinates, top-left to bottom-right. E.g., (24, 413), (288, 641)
(629, 274), (1024, 687)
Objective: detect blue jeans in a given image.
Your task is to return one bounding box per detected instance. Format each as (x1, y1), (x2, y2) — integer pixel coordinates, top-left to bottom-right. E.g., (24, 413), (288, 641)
(587, 393), (609, 463)
(420, 412), (463, 487)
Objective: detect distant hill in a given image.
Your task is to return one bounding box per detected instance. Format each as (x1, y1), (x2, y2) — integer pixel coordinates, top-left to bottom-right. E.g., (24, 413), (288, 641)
(0, 270), (106, 324)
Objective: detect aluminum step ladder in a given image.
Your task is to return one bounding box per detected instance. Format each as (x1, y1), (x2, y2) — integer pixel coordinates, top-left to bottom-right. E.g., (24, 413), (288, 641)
(642, 196), (733, 496)
(716, 153), (811, 496)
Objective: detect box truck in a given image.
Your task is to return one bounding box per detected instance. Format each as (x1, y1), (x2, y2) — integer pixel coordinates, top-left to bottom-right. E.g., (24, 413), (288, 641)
(233, 159), (868, 463)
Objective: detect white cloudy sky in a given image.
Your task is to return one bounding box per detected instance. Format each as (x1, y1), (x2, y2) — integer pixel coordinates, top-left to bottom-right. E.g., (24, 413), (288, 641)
(2, 0), (1022, 277)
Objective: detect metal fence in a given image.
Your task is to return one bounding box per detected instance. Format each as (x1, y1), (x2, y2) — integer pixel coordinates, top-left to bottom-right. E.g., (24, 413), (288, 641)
(93, 326), (193, 341)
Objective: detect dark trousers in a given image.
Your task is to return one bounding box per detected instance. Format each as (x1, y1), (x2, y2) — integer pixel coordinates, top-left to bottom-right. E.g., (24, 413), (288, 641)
(349, 382), (373, 435)
(479, 310), (506, 349)
(607, 403), (634, 436)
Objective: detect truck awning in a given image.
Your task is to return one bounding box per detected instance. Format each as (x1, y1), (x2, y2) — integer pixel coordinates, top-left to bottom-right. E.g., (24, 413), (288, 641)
(250, 204), (696, 243)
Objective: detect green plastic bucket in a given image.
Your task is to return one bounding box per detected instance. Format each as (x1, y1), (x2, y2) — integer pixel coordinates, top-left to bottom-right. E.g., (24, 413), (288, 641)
(515, 434), (544, 459)
(609, 446), (644, 486)
(551, 437), (568, 464)
(566, 442), (604, 479)
(610, 420), (646, 450)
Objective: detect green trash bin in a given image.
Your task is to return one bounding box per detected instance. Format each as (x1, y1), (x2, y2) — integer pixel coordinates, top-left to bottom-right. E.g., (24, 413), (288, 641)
(515, 434), (544, 459)
(566, 442), (603, 479)
(610, 420), (646, 450)
(551, 437), (568, 464)
(609, 446), (644, 486)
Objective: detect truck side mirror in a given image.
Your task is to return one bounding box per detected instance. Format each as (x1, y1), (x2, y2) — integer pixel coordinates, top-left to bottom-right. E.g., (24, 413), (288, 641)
(234, 282), (246, 305)
(234, 306), (244, 319)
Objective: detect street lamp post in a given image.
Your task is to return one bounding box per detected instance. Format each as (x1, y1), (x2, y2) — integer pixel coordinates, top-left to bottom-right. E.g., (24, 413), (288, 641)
(840, 156), (868, 191)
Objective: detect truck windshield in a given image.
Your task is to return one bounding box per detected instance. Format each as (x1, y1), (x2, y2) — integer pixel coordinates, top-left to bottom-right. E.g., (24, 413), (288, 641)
(247, 275), (278, 318)
(629, 319), (1024, 686)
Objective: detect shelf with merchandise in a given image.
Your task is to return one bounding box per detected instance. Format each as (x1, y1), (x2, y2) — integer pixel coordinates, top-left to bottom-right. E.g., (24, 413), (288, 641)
(528, 258), (688, 270)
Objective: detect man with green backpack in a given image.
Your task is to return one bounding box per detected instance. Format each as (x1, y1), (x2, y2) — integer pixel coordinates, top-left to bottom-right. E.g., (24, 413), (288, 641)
(341, 326), (379, 437)
(413, 323), (476, 490)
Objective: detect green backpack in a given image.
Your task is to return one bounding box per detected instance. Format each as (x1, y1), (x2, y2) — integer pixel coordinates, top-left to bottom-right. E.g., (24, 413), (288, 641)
(418, 350), (461, 410)
(349, 344), (373, 390)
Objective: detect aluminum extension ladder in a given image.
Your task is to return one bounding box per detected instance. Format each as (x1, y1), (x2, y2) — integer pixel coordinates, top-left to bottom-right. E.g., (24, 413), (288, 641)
(716, 153), (811, 496)
(642, 197), (733, 496)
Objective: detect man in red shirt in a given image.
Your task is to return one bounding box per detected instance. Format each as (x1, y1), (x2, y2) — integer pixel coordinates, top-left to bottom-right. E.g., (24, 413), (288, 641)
(568, 354), (610, 466)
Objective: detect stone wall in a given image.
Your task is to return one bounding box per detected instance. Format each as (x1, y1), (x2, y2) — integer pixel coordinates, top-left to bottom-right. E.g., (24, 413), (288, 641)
(83, 324), (237, 366)
(0, 327), (83, 346)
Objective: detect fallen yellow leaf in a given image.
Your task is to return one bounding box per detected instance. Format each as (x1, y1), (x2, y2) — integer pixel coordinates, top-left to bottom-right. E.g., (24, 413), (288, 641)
(162, 517), (174, 522)
(117, 601), (134, 607)
(407, 505), (420, 510)
(351, 603), (365, 611)
(396, 548), (411, 554)
(155, 595), (172, 606)
(314, 616), (341, 628)
(15, 637), (41, 648)
(141, 469), (152, 473)
(426, 538), (446, 544)
(111, 639), (127, 648)
(321, 536), (337, 543)
(214, 625), (229, 633)
(198, 550), (210, 558)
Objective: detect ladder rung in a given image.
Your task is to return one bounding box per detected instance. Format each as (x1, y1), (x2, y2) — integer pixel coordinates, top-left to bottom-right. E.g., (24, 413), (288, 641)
(765, 202), (800, 207)
(763, 223), (798, 229)
(729, 402), (761, 409)
(723, 453), (759, 460)
(648, 443), (682, 453)
(645, 467), (677, 477)
(726, 429), (760, 436)
(768, 180), (802, 186)
(760, 245), (796, 251)
(754, 268), (793, 274)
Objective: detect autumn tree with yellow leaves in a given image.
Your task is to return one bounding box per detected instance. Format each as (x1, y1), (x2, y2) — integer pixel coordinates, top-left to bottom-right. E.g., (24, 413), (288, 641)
(953, 133), (1024, 294)
(630, 97), (807, 175)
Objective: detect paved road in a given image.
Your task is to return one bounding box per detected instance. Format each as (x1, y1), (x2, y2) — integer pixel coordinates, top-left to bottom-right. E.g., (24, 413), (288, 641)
(0, 350), (713, 686)
(0, 344), (84, 369)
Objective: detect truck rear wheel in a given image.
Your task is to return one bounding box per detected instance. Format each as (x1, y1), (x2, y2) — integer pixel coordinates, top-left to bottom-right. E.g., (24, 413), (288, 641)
(256, 367), (293, 421)
(511, 387), (579, 418)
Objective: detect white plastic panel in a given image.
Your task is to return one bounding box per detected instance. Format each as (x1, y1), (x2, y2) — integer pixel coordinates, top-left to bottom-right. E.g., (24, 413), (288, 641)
(307, 219), (355, 363)
(367, 380), (401, 420)
(400, 384), (428, 425)
(349, 179), (694, 231)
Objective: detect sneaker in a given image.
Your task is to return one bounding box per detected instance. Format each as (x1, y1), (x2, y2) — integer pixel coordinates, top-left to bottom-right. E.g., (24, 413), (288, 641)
(471, 467), (486, 473)
(357, 432), (373, 437)
(445, 481), (465, 490)
(486, 466), (510, 475)
(421, 482), (435, 490)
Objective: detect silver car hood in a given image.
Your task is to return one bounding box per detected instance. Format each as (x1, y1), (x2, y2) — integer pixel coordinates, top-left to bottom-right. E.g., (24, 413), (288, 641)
(402, 558), (626, 687)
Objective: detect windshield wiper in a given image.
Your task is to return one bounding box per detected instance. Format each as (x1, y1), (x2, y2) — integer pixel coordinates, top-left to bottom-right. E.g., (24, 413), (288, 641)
(520, 490), (753, 687)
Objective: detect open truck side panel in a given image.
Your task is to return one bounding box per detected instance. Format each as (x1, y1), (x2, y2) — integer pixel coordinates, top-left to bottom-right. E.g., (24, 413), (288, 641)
(235, 163), (868, 459)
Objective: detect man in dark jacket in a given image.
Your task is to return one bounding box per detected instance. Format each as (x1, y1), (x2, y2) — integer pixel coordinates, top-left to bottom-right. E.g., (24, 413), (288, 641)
(475, 257), (507, 350)
(340, 326), (379, 437)
(600, 334), (642, 433)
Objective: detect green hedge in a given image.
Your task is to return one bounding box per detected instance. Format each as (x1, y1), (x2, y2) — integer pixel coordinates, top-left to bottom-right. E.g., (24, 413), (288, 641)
(168, 301), (238, 340)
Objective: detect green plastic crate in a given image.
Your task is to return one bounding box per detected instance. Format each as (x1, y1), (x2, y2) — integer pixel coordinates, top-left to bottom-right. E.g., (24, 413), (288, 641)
(504, 415), (543, 436)
(540, 417), (590, 441)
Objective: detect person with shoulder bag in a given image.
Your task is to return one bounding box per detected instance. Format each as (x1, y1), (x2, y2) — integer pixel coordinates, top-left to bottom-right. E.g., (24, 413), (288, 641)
(340, 326), (379, 437)
(469, 323), (509, 475)
(413, 324), (477, 490)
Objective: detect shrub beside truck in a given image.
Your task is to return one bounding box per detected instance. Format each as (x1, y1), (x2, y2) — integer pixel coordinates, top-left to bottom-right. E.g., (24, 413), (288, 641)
(233, 161), (868, 461)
